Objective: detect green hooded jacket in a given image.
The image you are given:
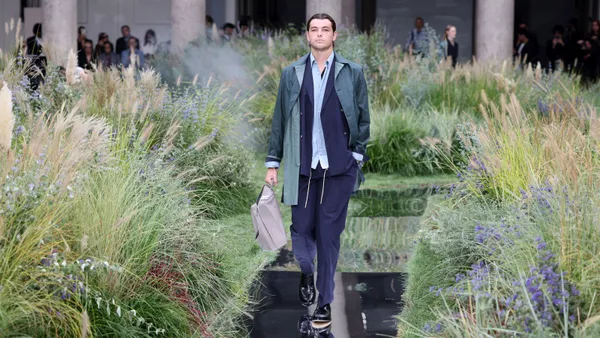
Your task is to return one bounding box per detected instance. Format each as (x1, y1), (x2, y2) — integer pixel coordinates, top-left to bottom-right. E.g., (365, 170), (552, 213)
(265, 52), (370, 206)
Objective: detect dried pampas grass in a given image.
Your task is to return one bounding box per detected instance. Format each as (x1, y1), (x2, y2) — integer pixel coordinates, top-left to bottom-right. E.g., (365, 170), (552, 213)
(0, 81), (14, 151)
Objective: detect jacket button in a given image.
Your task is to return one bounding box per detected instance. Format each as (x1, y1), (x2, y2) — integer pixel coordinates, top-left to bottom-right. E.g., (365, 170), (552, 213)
(301, 135), (303, 138)
(343, 132), (347, 135)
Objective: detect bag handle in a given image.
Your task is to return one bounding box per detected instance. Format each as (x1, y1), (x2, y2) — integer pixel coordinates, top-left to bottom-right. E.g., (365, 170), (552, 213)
(255, 181), (275, 205)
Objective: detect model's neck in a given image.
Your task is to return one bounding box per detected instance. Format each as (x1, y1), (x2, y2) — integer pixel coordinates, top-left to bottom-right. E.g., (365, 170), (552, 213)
(311, 48), (333, 65)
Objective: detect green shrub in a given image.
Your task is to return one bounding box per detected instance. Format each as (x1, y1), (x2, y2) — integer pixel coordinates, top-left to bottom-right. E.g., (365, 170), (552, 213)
(364, 105), (460, 175)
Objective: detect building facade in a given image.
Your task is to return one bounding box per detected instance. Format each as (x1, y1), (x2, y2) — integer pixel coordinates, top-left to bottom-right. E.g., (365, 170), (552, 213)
(0, 0), (599, 65)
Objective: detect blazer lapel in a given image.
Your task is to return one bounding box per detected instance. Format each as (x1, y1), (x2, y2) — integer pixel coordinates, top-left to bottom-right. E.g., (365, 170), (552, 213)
(289, 54), (310, 110)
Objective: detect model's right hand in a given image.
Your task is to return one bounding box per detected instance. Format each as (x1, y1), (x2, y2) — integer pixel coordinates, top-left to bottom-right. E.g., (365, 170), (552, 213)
(265, 168), (278, 186)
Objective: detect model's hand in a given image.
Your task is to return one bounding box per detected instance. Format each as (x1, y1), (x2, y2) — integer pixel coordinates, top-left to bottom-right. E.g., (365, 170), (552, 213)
(265, 168), (278, 186)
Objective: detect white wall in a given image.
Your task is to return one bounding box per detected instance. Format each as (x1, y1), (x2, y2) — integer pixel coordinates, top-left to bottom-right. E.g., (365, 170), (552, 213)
(0, 0), (21, 52)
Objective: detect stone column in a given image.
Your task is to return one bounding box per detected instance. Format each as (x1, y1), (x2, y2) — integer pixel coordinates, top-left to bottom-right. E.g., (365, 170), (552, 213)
(171, 0), (206, 54)
(341, 0), (356, 29)
(306, 0), (342, 25)
(475, 0), (515, 63)
(42, 0), (77, 66)
(225, 0), (237, 24)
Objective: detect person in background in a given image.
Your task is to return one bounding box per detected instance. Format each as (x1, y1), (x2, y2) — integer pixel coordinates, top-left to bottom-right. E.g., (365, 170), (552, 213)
(404, 17), (429, 57)
(222, 23), (236, 41)
(77, 26), (93, 53)
(95, 32), (109, 58)
(564, 18), (583, 72)
(78, 39), (96, 70)
(439, 25), (458, 68)
(26, 23), (43, 56)
(121, 37), (145, 69)
(546, 25), (566, 70)
(239, 19), (250, 38)
(142, 29), (157, 59)
(515, 27), (538, 66)
(98, 41), (120, 69)
(116, 25), (140, 56)
(206, 15), (215, 41)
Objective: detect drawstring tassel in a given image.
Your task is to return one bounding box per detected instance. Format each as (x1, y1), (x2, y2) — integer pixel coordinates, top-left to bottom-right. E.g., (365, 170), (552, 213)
(320, 169), (327, 204)
(304, 170), (312, 208)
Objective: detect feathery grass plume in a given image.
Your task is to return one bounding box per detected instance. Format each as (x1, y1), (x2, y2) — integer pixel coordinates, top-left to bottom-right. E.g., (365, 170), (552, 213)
(212, 22), (220, 42)
(81, 310), (90, 338)
(268, 36), (274, 57)
(66, 49), (78, 85)
(0, 81), (14, 151)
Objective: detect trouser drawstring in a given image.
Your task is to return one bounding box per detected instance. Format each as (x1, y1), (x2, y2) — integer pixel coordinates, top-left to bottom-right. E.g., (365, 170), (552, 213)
(304, 169), (312, 208)
(304, 167), (328, 208)
(320, 169), (327, 204)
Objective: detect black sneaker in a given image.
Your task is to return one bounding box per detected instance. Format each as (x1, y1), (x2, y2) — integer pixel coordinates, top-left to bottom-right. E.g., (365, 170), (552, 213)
(299, 273), (316, 307)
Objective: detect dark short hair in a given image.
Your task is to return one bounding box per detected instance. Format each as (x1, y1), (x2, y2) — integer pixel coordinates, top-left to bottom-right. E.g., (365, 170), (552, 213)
(307, 13), (336, 32)
(517, 27), (530, 38)
(206, 15), (214, 24)
(223, 23), (235, 30)
(416, 16), (424, 23)
(553, 25), (565, 35)
(78, 26), (86, 34)
(121, 25), (130, 31)
(33, 23), (42, 35)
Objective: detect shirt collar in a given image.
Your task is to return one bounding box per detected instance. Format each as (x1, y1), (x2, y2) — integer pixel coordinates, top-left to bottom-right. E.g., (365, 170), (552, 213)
(310, 50), (335, 66)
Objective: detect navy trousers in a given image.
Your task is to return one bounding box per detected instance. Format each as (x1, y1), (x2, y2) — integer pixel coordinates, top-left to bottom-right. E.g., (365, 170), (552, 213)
(291, 161), (357, 306)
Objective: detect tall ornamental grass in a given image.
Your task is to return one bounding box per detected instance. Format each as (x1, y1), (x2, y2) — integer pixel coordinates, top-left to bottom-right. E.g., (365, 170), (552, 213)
(1, 35), (272, 336)
(398, 89), (600, 337)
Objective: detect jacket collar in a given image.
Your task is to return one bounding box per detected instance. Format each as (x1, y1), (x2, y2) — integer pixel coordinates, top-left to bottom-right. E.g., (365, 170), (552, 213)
(293, 51), (349, 88)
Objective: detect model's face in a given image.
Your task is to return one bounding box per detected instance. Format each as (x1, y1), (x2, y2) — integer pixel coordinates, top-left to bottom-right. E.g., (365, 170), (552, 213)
(415, 19), (423, 29)
(84, 42), (93, 54)
(448, 27), (457, 39)
(103, 43), (112, 53)
(306, 19), (336, 51)
(122, 27), (130, 37)
(128, 38), (137, 48)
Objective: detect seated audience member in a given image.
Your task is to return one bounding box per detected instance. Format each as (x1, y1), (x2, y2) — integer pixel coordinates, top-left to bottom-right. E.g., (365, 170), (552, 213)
(515, 28), (538, 66)
(121, 37), (145, 69)
(116, 25), (140, 56)
(98, 41), (121, 69)
(78, 40), (96, 70)
(223, 23), (236, 41)
(142, 29), (157, 59)
(95, 32), (109, 58)
(546, 25), (566, 69)
(77, 26), (93, 52)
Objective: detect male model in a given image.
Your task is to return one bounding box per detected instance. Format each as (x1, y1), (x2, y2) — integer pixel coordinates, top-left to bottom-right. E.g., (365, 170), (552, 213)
(264, 13), (370, 328)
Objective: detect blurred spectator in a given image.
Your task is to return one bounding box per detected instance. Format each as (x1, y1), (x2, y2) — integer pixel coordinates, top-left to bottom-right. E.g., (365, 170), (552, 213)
(515, 27), (538, 66)
(95, 32), (109, 58)
(77, 26), (93, 53)
(546, 25), (566, 69)
(439, 25), (458, 68)
(98, 41), (121, 68)
(223, 23), (235, 41)
(121, 37), (145, 69)
(78, 39), (96, 70)
(116, 25), (140, 55)
(142, 29), (157, 58)
(405, 17), (429, 56)
(26, 23), (43, 56)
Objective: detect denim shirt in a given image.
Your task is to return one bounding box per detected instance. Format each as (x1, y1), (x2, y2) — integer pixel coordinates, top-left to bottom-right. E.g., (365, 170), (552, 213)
(266, 51), (363, 170)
